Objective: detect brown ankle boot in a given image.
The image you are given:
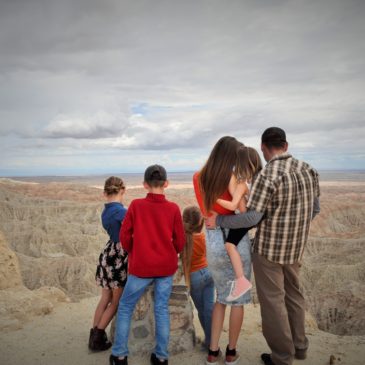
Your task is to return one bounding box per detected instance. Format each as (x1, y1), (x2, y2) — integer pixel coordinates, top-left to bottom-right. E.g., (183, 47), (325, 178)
(90, 327), (112, 352)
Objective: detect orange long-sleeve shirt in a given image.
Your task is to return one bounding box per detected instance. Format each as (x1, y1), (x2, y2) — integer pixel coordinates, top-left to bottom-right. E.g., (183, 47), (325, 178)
(190, 232), (208, 273)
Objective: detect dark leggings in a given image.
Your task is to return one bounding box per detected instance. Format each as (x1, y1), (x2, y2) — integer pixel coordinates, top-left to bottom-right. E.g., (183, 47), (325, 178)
(223, 227), (251, 246)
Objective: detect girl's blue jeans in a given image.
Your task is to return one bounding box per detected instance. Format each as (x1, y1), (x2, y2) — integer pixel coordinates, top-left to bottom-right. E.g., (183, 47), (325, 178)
(111, 274), (173, 360)
(190, 267), (215, 347)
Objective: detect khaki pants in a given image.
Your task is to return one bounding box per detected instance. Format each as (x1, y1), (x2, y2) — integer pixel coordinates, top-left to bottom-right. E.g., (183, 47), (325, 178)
(252, 252), (309, 365)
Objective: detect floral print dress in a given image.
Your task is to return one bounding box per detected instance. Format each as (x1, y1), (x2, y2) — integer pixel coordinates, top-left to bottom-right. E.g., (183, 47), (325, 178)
(95, 201), (128, 289)
(95, 240), (128, 289)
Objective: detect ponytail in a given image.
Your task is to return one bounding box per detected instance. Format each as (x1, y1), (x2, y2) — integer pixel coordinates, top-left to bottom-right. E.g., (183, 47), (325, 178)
(181, 206), (204, 288)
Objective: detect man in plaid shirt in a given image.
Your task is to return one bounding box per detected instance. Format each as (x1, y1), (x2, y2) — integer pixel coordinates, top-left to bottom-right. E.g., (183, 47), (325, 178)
(207, 127), (320, 365)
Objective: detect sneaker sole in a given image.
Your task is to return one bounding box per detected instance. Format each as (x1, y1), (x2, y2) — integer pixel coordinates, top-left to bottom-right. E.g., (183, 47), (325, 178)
(206, 357), (220, 365)
(225, 285), (252, 302)
(225, 354), (240, 365)
(206, 350), (222, 365)
(206, 358), (221, 365)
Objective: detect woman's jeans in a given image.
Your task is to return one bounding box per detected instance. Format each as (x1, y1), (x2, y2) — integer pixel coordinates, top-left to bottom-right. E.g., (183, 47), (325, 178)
(190, 267), (215, 347)
(111, 274), (173, 359)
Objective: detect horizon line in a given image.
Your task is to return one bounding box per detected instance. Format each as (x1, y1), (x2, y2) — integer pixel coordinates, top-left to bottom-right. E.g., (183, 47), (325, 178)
(1, 168), (365, 179)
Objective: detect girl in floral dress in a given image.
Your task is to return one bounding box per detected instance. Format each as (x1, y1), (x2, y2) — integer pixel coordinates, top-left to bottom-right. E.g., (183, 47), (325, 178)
(89, 176), (128, 352)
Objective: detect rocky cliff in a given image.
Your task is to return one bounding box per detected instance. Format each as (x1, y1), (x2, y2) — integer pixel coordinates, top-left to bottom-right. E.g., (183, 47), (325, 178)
(0, 178), (364, 337)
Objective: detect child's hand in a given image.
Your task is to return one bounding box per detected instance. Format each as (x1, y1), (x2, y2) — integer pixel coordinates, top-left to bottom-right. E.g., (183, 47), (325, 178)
(205, 211), (218, 229)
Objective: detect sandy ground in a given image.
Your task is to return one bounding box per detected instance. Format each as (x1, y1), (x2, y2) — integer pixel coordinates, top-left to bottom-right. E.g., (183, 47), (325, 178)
(1, 297), (364, 365)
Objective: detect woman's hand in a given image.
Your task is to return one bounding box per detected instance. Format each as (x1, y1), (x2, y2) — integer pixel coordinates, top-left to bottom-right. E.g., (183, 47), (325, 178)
(205, 211), (218, 229)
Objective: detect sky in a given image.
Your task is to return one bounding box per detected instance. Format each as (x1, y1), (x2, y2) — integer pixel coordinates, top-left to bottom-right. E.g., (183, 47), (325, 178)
(0, 0), (364, 176)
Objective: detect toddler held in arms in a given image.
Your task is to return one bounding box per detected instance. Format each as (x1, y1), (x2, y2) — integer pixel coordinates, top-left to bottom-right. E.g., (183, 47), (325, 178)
(216, 146), (262, 302)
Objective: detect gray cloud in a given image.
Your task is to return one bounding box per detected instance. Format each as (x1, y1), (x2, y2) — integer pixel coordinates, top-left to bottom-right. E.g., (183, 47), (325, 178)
(0, 0), (364, 174)
(43, 111), (129, 139)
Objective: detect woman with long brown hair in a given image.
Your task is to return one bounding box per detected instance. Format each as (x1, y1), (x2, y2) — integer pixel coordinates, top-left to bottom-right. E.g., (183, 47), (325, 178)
(181, 206), (214, 350)
(193, 136), (252, 365)
(216, 145), (263, 302)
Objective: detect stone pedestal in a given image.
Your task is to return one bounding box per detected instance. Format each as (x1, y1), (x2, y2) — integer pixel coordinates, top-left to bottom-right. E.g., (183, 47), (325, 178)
(110, 269), (196, 355)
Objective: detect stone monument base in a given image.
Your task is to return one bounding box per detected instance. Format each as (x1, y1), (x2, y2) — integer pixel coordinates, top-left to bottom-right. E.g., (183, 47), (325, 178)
(110, 284), (196, 355)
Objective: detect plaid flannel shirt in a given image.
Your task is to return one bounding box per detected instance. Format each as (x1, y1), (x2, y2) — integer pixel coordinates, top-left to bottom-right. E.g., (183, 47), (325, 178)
(247, 153), (320, 264)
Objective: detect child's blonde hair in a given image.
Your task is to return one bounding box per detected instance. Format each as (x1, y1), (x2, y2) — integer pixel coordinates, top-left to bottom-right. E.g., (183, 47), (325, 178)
(234, 146), (263, 182)
(104, 176), (125, 196)
(181, 206), (204, 288)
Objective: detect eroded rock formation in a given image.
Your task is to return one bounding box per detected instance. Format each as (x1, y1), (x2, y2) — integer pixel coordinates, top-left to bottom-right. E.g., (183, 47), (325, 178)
(0, 178), (364, 337)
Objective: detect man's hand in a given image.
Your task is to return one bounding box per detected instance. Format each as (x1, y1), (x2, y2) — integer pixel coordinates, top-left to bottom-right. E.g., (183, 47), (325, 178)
(205, 211), (218, 229)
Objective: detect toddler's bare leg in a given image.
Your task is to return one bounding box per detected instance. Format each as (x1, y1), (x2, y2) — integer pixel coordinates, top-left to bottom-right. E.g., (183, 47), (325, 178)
(225, 242), (252, 302)
(225, 242), (244, 279)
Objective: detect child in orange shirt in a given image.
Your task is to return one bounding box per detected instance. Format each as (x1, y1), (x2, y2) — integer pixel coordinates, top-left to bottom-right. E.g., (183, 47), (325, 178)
(181, 206), (214, 350)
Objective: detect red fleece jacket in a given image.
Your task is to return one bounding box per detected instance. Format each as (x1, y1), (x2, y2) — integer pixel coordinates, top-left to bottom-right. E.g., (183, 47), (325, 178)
(120, 193), (185, 277)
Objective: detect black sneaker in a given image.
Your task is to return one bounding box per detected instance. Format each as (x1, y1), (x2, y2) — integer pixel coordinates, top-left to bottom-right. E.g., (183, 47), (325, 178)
(206, 348), (221, 365)
(109, 354), (128, 365)
(225, 345), (240, 365)
(150, 353), (168, 365)
(261, 353), (276, 365)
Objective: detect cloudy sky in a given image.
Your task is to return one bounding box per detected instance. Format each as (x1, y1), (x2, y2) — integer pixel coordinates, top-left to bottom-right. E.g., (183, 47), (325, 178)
(0, 0), (364, 176)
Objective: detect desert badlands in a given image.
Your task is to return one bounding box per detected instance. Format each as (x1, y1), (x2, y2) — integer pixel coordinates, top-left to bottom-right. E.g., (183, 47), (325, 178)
(0, 174), (364, 365)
